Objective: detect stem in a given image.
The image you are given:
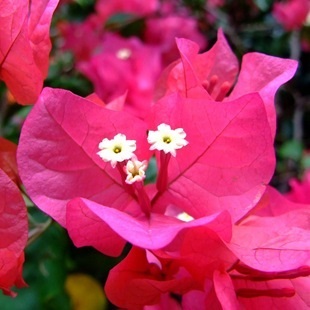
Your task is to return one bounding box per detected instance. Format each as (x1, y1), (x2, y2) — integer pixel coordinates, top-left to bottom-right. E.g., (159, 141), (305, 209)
(27, 218), (53, 246)
(289, 30), (301, 61)
(134, 181), (151, 217)
(116, 163), (136, 197)
(293, 95), (303, 142)
(156, 152), (171, 193)
(0, 89), (9, 136)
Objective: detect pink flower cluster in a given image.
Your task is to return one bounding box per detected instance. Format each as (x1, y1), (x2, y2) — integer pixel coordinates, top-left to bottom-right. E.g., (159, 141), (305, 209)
(272, 0), (310, 31)
(58, 0), (206, 118)
(0, 0), (309, 306)
(0, 0), (59, 104)
(0, 138), (28, 296)
(17, 28), (310, 308)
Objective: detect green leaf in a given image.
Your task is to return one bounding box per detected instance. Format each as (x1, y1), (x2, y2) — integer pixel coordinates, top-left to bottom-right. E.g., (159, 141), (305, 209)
(145, 156), (157, 184)
(301, 153), (310, 170)
(254, 0), (272, 11)
(278, 140), (304, 162)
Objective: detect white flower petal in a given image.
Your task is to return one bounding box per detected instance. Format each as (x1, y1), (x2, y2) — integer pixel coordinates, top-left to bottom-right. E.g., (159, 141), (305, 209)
(124, 156), (148, 184)
(97, 133), (136, 167)
(147, 123), (188, 156)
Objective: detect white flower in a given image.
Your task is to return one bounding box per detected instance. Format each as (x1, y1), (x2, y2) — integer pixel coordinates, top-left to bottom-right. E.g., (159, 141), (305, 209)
(124, 156), (148, 184)
(176, 212), (194, 222)
(116, 48), (132, 60)
(147, 123), (188, 156)
(97, 133), (136, 168)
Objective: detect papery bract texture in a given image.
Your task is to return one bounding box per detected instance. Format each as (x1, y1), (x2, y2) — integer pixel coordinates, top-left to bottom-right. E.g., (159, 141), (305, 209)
(0, 169), (28, 296)
(17, 87), (151, 227)
(228, 211), (310, 272)
(150, 92), (275, 223)
(213, 270), (239, 310)
(0, 138), (19, 184)
(286, 170), (310, 204)
(252, 185), (309, 216)
(182, 286), (223, 310)
(18, 85), (276, 255)
(177, 227), (237, 285)
(236, 277), (310, 309)
(156, 29), (298, 138)
(105, 247), (195, 309)
(155, 30), (238, 101)
(67, 198), (232, 251)
(228, 52), (298, 139)
(0, 0), (59, 104)
(226, 187), (310, 272)
(146, 187), (310, 308)
(143, 293), (182, 310)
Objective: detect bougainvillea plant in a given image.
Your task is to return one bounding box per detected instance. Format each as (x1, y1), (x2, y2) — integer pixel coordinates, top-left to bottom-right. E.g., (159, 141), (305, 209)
(1, 0), (310, 307)
(76, 33), (162, 119)
(156, 30), (298, 139)
(286, 169), (310, 204)
(0, 0), (59, 104)
(272, 0), (310, 31)
(104, 187), (310, 309)
(0, 139), (28, 296)
(18, 85), (275, 254)
(16, 28), (310, 307)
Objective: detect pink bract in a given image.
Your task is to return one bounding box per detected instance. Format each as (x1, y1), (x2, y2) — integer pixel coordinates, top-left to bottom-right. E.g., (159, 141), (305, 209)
(104, 247), (196, 309)
(228, 210), (310, 272)
(156, 29), (298, 139)
(18, 86), (275, 255)
(225, 186), (310, 273)
(77, 33), (162, 119)
(0, 138), (19, 184)
(18, 87), (151, 227)
(67, 198), (232, 253)
(58, 15), (103, 62)
(0, 0), (59, 104)
(104, 187), (310, 308)
(0, 169), (28, 296)
(286, 170), (310, 204)
(236, 277), (310, 309)
(272, 0), (310, 31)
(149, 92), (275, 222)
(144, 15), (207, 66)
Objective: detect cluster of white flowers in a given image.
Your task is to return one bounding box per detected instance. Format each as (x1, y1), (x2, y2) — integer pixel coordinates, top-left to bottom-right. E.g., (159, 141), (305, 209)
(97, 124), (188, 183)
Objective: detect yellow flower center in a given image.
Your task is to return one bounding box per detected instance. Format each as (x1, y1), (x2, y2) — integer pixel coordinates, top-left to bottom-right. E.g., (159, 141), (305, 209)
(163, 137), (171, 144)
(113, 146), (122, 153)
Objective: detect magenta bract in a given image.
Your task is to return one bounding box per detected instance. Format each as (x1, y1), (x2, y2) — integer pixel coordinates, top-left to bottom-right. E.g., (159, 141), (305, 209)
(0, 169), (28, 296)
(156, 29), (298, 138)
(0, 0), (59, 104)
(272, 0), (310, 31)
(18, 88), (151, 227)
(149, 92), (275, 222)
(18, 85), (275, 255)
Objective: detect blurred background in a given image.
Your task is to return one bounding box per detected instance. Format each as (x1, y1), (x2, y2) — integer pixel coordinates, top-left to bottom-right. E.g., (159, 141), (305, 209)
(0, 0), (309, 308)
